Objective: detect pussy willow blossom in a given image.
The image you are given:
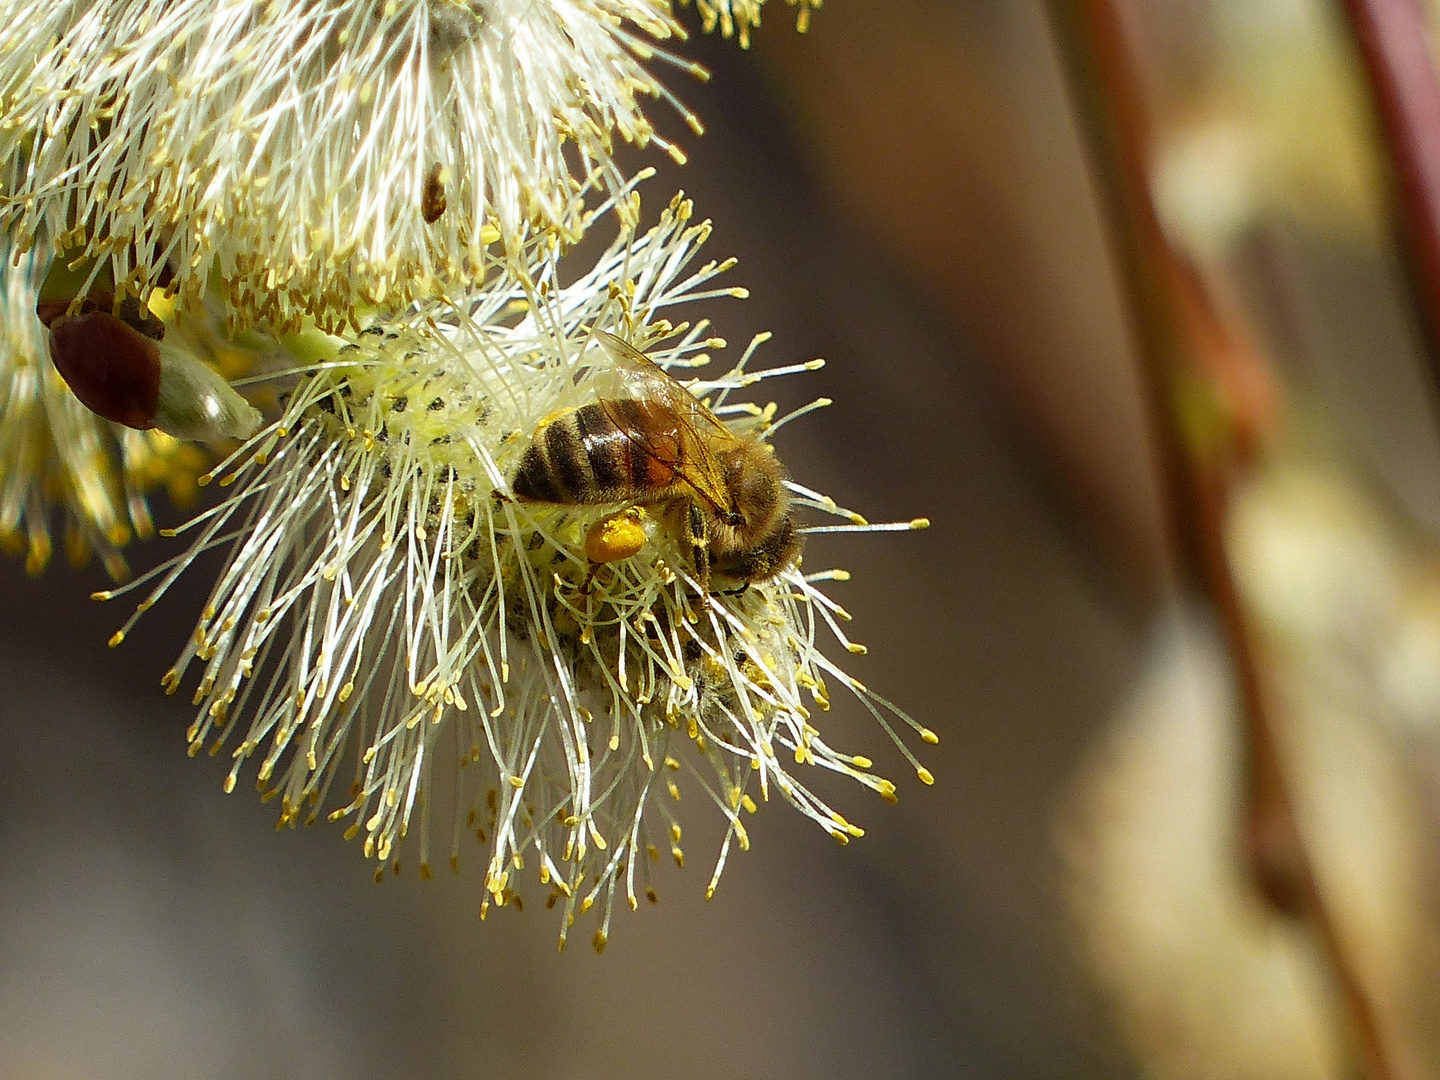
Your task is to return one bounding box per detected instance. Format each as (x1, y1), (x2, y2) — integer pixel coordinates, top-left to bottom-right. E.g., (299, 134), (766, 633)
(0, 235), (207, 579)
(100, 194), (932, 949)
(0, 0), (810, 331)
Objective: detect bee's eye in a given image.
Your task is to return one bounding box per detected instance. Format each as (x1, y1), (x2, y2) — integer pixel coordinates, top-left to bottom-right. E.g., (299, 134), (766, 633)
(737, 468), (779, 519)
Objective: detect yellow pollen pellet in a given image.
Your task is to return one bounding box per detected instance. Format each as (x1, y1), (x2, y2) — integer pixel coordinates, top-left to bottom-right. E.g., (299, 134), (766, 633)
(584, 508), (646, 564)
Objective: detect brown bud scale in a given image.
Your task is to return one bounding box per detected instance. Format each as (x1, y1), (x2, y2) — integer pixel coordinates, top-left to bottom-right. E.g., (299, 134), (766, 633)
(47, 310), (162, 430)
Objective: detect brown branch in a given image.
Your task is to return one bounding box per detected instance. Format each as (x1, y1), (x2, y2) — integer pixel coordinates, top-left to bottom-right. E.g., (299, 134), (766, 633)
(1340, 0), (1440, 384)
(1045, 2), (1404, 1078)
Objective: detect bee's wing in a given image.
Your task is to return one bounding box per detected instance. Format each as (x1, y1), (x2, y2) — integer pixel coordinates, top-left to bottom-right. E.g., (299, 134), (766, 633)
(589, 332), (732, 435)
(592, 330), (736, 515)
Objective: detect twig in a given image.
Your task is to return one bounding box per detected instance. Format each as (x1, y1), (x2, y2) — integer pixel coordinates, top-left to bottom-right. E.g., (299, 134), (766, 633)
(1340, 0), (1440, 384)
(1044, 2), (1403, 1078)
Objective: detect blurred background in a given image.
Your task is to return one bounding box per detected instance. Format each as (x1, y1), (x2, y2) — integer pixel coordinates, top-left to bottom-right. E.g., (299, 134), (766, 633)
(10, 0), (1440, 1076)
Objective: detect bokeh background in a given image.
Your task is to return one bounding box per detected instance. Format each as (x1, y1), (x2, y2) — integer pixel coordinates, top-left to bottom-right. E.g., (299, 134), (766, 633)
(8, 1), (1440, 1076)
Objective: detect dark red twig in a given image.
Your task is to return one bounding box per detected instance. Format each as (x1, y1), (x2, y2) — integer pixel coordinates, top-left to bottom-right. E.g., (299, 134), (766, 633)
(1341, 0), (1440, 381)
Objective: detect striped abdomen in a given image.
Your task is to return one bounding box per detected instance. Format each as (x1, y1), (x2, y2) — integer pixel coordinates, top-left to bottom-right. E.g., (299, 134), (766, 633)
(511, 399), (687, 505)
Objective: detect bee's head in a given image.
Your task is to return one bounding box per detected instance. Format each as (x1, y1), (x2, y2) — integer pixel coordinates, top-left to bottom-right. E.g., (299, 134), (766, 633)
(711, 516), (801, 585)
(719, 441), (787, 537)
(708, 440), (801, 585)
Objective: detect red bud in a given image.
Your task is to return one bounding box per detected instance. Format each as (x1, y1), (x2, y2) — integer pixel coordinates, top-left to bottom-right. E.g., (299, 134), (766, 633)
(48, 310), (162, 430)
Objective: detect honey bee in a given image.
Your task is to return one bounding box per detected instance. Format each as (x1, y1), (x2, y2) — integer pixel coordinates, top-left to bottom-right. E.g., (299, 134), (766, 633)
(509, 331), (800, 592)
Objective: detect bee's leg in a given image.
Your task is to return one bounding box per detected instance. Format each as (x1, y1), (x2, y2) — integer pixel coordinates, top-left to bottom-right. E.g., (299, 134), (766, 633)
(687, 501), (710, 594)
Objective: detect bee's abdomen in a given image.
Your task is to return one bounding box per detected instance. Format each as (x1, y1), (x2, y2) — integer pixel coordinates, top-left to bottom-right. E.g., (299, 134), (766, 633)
(512, 401), (652, 504)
